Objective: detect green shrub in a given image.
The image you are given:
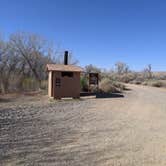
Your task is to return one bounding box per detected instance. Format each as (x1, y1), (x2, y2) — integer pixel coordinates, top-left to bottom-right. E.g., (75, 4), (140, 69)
(80, 76), (88, 91)
(40, 80), (48, 90)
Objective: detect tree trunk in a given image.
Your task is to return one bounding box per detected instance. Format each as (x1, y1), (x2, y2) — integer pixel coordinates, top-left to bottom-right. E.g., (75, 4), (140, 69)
(0, 82), (7, 94)
(17, 76), (24, 91)
(37, 79), (42, 91)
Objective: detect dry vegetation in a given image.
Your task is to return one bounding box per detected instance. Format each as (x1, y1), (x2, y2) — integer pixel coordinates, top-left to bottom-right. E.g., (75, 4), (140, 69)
(1, 32), (165, 96)
(0, 32), (77, 94)
(80, 63), (166, 96)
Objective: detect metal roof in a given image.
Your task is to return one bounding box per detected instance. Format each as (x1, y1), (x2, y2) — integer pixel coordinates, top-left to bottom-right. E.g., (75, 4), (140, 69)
(46, 64), (83, 72)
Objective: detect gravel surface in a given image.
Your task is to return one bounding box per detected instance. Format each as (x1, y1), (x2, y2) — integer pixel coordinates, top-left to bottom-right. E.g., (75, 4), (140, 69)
(0, 85), (166, 166)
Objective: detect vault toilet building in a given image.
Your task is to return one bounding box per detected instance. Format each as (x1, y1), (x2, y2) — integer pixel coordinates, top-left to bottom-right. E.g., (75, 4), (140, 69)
(47, 51), (83, 99)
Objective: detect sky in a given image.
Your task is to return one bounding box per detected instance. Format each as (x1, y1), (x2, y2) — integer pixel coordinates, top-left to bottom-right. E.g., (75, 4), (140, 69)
(0, 0), (166, 71)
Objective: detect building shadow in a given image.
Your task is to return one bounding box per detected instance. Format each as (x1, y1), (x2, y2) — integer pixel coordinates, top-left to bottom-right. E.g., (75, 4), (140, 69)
(80, 92), (96, 97)
(80, 92), (124, 99)
(0, 98), (12, 103)
(96, 93), (124, 98)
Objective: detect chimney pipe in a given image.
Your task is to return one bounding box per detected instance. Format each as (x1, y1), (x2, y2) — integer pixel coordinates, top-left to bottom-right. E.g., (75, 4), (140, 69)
(64, 51), (68, 65)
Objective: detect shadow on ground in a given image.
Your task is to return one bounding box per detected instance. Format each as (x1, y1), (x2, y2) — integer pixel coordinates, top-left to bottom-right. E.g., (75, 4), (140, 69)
(80, 92), (124, 98)
(96, 93), (124, 98)
(0, 98), (12, 103)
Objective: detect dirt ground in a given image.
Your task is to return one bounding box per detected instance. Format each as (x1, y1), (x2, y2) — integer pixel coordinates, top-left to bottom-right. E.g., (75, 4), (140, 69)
(0, 84), (166, 166)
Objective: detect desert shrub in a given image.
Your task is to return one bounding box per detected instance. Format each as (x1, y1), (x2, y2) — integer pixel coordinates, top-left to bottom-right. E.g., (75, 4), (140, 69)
(130, 80), (142, 85)
(128, 73), (146, 84)
(99, 78), (125, 93)
(89, 85), (98, 92)
(161, 75), (166, 80)
(153, 73), (166, 80)
(115, 62), (129, 75)
(121, 73), (137, 83)
(109, 72), (138, 83)
(141, 80), (166, 88)
(143, 64), (153, 79)
(99, 78), (116, 93)
(142, 81), (148, 86)
(112, 81), (126, 91)
(162, 81), (166, 88)
(151, 81), (163, 87)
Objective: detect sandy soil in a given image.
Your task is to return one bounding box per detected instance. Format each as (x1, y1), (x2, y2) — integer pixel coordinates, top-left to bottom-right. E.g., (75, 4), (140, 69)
(0, 84), (166, 166)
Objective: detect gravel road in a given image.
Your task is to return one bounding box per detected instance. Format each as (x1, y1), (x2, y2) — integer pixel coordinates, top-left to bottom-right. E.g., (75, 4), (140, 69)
(0, 84), (166, 166)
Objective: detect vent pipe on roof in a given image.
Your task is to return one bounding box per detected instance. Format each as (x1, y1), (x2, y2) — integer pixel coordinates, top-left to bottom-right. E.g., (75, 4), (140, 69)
(64, 51), (68, 65)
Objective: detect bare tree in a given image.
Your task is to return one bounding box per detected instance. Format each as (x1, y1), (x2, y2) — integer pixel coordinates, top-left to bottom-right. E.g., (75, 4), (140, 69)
(115, 62), (129, 75)
(0, 39), (20, 93)
(0, 32), (78, 93)
(143, 64), (153, 79)
(0, 39), (8, 93)
(52, 50), (78, 65)
(85, 64), (101, 74)
(9, 32), (52, 89)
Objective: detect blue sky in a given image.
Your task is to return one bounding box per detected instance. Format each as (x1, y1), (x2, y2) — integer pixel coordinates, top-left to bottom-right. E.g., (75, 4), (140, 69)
(0, 0), (166, 71)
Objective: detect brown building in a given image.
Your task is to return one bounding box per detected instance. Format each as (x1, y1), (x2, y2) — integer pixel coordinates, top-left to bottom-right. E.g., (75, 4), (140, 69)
(46, 52), (83, 99)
